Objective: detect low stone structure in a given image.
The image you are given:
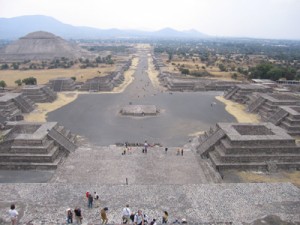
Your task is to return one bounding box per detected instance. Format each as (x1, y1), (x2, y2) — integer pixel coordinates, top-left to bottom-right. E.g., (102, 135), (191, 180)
(197, 122), (300, 172)
(247, 93), (300, 121)
(79, 60), (131, 92)
(48, 77), (76, 92)
(0, 93), (35, 121)
(22, 85), (57, 103)
(224, 84), (272, 104)
(120, 105), (159, 116)
(0, 121), (77, 169)
(159, 72), (239, 92)
(268, 106), (300, 135)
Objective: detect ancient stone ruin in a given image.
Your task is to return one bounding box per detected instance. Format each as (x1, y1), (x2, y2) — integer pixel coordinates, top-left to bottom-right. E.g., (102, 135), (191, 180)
(198, 122), (300, 173)
(0, 93), (35, 121)
(0, 31), (90, 61)
(80, 72), (124, 92)
(0, 121), (77, 169)
(48, 77), (76, 92)
(158, 72), (238, 92)
(120, 105), (159, 116)
(79, 60), (130, 92)
(247, 93), (300, 120)
(22, 85), (57, 102)
(267, 106), (300, 135)
(224, 84), (272, 104)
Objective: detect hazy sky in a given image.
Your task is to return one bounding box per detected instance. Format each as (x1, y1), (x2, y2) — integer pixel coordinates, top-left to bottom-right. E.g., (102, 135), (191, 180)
(1, 0), (300, 39)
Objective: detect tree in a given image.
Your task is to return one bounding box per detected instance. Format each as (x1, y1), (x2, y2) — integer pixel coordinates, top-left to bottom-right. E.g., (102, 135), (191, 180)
(180, 68), (190, 75)
(231, 73), (238, 80)
(1, 64), (9, 70)
(218, 63), (227, 72)
(0, 80), (6, 89)
(22, 77), (37, 85)
(15, 79), (22, 86)
(71, 76), (76, 81)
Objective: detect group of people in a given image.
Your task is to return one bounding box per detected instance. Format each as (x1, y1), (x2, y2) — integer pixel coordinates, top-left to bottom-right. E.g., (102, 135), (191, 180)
(122, 205), (169, 225)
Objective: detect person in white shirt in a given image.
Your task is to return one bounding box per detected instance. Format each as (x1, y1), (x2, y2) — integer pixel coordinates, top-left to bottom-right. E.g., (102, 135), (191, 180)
(134, 210), (144, 225)
(8, 204), (18, 225)
(122, 204), (131, 224)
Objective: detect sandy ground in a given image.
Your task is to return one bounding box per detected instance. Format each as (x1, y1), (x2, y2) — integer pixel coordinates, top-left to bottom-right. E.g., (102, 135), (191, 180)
(216, 96), (260, 123)
(113, 57), (139, 93)
(24, 92), (79, 122)
(0, 65), (116, 87)
(237, 171), (300, 187)
(147, 54), (164, 90)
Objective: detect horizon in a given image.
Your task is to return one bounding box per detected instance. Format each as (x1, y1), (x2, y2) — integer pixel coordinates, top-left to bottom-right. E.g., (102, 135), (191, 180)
(0, 0), (300, 40)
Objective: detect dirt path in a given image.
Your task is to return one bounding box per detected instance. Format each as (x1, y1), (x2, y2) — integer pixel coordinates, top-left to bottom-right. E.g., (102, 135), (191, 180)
(216, 96), (260, 123)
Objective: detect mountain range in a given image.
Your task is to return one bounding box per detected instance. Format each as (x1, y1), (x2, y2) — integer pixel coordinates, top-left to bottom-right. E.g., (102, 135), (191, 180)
(0, 15), (209, 39)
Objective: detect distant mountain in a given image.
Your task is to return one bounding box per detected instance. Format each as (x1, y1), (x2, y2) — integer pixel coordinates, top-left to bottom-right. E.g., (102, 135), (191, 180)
(0, 15), (209, 39)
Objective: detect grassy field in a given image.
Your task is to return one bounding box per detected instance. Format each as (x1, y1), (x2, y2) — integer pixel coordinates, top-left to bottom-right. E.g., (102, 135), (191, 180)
(0, 65), (116, 87)
(161, 54), (244, 81)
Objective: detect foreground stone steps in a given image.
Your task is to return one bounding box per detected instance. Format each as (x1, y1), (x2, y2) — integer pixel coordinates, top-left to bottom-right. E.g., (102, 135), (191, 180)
(0, 183), (299, 225)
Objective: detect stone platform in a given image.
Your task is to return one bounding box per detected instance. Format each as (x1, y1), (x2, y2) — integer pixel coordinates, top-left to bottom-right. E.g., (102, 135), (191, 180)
(0, 183), (299, 224)
(197, 123), (300, 172)
(22, 85), (57, 103)
(48, 77), (76, 92)
(0, 121), (77, 170)
(120, 105), (159, 116)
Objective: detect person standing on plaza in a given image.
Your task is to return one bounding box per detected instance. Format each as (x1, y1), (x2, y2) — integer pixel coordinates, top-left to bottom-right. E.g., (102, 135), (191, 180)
(144, 141), (148, 154)
(88, 193), (93, 208)
(134, 210), (144, 225)
(162, 211), (168, 224)
(8, 204), (18, 225)
(122, 204), (131, 224)
(67, 208), (73, 224)
(100, 207), (109, 225)
(74, 207), (83, 224)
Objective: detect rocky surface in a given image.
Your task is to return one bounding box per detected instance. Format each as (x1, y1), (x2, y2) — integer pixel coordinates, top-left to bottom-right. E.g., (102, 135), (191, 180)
(0, 183), (299, 224)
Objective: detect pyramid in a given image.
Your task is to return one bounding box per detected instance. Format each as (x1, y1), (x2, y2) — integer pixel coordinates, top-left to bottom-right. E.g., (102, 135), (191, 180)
(0, 31), (89, 61)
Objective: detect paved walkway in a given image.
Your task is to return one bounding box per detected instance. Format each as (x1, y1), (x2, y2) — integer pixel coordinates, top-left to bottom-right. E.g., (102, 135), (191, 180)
(0, 183), (299, 225)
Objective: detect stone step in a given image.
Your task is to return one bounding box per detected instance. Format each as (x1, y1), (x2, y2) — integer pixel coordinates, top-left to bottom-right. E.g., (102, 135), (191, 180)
(10, 140), (55, 154)
(214, 145), (300, 163)
(209, 151), (300, 171)
(0, 153), (64, 170)
(219, 139), (300, 154)
(0, 146), (60, 163)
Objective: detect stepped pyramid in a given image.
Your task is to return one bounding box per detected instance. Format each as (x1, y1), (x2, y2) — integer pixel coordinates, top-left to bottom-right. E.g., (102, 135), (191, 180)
(0, 31), (90, 61)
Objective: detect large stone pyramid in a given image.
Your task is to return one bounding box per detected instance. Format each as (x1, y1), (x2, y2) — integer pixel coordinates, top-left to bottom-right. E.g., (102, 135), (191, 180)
(0, 31), (89, 61)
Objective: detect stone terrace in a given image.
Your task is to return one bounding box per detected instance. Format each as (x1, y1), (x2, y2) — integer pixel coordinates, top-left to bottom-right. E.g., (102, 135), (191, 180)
(0, 183), (299, 224)
(268, 106), (300, 135)
(120, 105), (159, 116)
(48, 77), (76, 92)
(247, 93), (300, 121)
(197, 123), (300, 172)
(22, 85), (57, 103)
(224, 84), (272, 104)
(0, 121), (77, 170)
(0, 93), (35, 121)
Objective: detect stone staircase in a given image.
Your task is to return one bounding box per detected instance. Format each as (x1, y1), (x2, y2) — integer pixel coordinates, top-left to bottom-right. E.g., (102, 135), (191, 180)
(247, 96), (266, 113)
(13, 95), (35, 113)
(48, 126), (77, 152)
(53, 79), (63, 92)
(224, 86), (239, 99)
(197, 129), (226, 157)
(267, 108), (289, 125)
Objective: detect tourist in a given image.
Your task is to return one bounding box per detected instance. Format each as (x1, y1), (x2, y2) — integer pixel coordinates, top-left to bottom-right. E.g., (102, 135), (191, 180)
(100, 207), (109, 225)
(181, 149), (184, 156)
(134, 210), (144, 225)
(130, 213), (135, 223)
(67, 208), (73, 224)
(74, 207), (83, 224)
(8, 204), (18, 225)
(144, 214), (149, 225)
(162, 211), (168, 224)
(88, 193), (93, 208)
(144, 141), (148, 153)
(177, 148), (180, 156)
(150, 218), (157, 225)
(122, 204), (131, 224)
(165, 147), (168, 154)
(85, 191), (90, 199)
(94, 191), (100, 208)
